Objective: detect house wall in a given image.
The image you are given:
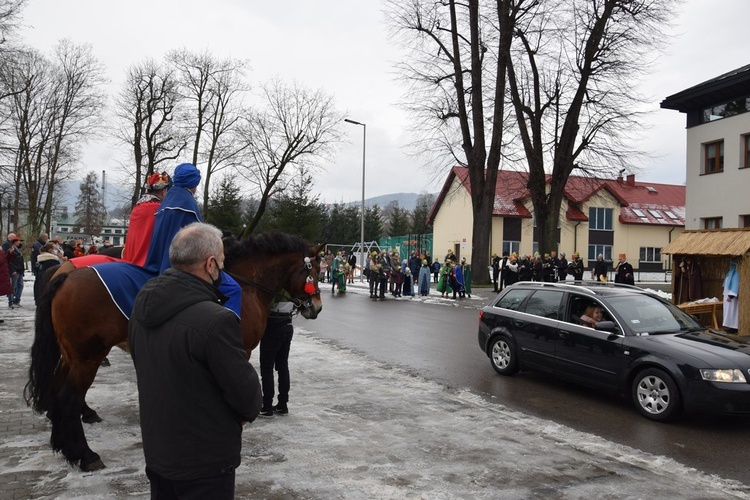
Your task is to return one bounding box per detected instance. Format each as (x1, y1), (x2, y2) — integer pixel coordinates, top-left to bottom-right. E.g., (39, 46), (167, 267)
(432, 175), (683, 271)
(432, 177), (474, 262)
(685, 112), (750, 229)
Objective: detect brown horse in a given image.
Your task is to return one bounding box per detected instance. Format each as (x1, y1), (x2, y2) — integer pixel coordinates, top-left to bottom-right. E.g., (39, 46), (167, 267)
(25, 233), (324, 471)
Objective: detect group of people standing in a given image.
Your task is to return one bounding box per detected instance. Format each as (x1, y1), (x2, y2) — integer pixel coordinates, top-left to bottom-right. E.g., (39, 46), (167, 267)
(491, 250), (636, 292)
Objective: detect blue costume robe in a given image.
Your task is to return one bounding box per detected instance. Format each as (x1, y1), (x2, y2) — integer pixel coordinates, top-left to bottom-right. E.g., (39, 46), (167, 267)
(144, 185), (241, 317)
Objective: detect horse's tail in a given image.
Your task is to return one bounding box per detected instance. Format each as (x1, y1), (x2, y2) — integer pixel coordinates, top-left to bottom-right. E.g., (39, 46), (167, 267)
(24, 272), (67, 413)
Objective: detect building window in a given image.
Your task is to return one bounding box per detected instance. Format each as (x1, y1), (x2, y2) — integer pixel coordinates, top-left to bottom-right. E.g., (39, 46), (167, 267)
(588, 207), (613, 230)
(502, 241), (520, 256)
(588, 244), (612, 262)
(703, 217), (723, 229)
(703, 140), (724, 174)
(702, 97), (750, 123)
(744, 135), (750, 168)
(741, 215), (750, 228)
(640, 247), (661, 263)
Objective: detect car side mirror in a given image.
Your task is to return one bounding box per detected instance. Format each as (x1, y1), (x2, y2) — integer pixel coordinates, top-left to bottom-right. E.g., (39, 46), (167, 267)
(595, 321), (619, 333)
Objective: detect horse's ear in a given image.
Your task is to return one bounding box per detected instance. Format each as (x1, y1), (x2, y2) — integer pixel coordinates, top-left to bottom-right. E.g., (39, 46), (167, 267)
(223, 236), (239, 255)
(311, 242), (326, 258)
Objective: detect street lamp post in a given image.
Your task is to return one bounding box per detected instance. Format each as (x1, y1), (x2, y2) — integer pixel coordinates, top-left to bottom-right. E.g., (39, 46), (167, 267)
(344, 118), (366, 282)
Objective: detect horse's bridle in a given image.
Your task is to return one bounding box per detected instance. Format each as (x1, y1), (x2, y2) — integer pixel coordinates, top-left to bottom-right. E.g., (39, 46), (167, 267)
(225, 256), (320, 313)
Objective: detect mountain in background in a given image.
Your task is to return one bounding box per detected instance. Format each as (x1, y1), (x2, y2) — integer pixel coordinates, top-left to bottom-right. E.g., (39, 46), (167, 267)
(59, 180), (435, 217)
(337, 192), (434, 212)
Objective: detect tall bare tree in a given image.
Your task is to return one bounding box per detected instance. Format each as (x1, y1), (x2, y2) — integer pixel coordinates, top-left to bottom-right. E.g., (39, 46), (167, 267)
(237, 79), (343, 236)
(114, 58), (185, 207)
(169, 49), (249, 217)
(390, 0), (674, 271)
(387, 0), (518, 284)
(506, 0), (674, 255)
(0, 40), (105, 237)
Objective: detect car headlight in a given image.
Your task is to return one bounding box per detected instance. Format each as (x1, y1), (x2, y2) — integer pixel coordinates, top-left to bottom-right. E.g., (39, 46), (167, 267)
(700, 369), (747, 383)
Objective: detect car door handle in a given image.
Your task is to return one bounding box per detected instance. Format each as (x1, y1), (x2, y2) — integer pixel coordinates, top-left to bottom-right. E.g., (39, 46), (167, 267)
(559, 331), (570, 339)
(512, 320), (527, 328)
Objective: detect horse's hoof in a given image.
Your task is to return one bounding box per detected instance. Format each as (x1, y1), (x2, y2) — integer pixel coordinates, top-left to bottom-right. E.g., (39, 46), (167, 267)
(81, 412), (102, 424)
(80, 458), (106, 472)
(82, 414), (102, 424)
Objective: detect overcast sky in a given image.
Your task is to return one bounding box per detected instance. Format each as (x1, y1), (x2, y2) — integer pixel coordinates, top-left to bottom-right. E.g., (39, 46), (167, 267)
(15, 0), (750, 204)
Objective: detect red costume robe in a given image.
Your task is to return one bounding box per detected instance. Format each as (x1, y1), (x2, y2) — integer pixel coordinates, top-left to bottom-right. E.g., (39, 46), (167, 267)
(122, 194), (161, 266)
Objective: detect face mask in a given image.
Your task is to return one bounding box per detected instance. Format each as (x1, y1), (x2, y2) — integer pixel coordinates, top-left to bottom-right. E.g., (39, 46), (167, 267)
(210, 257), (223, 288)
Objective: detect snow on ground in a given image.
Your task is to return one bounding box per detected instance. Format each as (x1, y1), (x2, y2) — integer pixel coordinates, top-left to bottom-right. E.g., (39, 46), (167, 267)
(2, 277), (746, 499)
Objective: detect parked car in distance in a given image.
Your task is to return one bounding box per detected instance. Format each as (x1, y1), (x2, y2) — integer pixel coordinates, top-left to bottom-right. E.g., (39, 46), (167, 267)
(478, 281), (750, 422)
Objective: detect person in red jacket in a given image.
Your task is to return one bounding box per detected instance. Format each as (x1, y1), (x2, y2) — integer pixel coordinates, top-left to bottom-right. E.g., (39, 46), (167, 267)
(121, 173), (170, 266)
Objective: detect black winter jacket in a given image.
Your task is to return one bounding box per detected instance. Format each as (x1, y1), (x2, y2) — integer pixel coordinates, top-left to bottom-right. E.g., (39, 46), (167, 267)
(129, 268), (262, 481)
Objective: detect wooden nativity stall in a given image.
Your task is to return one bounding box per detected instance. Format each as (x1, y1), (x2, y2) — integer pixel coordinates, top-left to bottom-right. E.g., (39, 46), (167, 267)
(661, 229), (750, 335)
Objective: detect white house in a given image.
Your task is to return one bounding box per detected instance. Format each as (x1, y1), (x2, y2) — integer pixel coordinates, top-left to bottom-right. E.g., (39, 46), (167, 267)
(661, 64), (750, 230)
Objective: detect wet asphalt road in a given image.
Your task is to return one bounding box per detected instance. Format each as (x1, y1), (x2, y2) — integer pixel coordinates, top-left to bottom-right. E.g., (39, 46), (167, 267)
(300, 282), (750, 486)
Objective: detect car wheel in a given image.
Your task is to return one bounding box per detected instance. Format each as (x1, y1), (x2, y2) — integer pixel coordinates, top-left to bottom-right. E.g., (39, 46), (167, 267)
(489, 335), (518, 375)
(632, 368), (682, 422)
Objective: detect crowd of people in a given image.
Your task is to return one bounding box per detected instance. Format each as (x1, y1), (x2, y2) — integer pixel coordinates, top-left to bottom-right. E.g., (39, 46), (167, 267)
(317, 246), (637, 302)
(490, 250), (636, 292)
(318, 247), (471, 300)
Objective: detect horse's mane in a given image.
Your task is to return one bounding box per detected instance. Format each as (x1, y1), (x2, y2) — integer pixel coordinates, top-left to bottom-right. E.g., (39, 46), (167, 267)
(224, 232), (312, 267)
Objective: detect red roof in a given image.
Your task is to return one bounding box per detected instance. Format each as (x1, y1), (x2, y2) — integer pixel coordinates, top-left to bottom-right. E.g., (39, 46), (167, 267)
(427, 167), (685, 226)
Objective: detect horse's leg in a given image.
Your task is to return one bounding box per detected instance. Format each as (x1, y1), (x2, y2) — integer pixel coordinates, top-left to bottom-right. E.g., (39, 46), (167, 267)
(49, 357), (106, 471)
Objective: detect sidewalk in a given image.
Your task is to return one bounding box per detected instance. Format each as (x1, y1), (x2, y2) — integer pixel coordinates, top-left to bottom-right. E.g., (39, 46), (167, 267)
(1, 280), (747, 499)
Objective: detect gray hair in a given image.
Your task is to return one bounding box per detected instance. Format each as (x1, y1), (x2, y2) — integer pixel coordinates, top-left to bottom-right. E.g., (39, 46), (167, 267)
(169, 222), (223, 270)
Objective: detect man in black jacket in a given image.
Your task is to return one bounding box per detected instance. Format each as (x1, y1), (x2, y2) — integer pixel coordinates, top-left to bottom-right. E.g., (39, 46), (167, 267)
(129, 222), (261, 499)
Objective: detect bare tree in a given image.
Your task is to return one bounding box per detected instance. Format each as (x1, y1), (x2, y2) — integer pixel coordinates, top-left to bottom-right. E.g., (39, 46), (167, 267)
(506, 0), (674, 254)
(0, 40), (105, 237)
(0, 0), (25, 48)
(74, 170), (106, 236)
(389, 0), (674, 270)
(169, 49), (249, 217)
(114, 58), (186, 207)
(237, 79), (343, 236)
(387, 0), (518, 284)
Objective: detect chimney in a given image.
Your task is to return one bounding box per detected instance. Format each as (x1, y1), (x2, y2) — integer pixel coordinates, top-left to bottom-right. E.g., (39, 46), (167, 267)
(617, 168), (626, 183)
(626, 174), (635, 186)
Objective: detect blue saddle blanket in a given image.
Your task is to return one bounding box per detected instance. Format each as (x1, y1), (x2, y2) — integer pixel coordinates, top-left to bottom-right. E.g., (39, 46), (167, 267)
(90, 263), (155, 320)
(90, 263), (242, 320)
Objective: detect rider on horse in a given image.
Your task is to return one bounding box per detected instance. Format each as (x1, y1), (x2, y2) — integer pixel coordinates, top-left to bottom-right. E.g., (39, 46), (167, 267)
(121, 172), (171, 266)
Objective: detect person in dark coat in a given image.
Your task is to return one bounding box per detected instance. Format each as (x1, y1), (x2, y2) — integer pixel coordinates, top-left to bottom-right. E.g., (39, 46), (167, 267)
(6, 236), (24, 307)
(614, 253), (635, 285)
(557, 252), (568, 282)
(568, 252), (585, 282)
(491, 253), (501, 292)
(259, 296), (295, 417)
(30, 232), (48, 276)
(593, 254), (609, 282)
(129, 222), (261, 498)
(34, 242), (61, 305)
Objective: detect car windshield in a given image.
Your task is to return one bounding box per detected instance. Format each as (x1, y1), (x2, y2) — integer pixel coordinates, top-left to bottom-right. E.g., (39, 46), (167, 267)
(605, 294), (703, 334)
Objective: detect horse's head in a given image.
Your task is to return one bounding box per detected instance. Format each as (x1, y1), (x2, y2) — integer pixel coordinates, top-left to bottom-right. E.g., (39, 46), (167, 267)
(223, 234), (324, 320)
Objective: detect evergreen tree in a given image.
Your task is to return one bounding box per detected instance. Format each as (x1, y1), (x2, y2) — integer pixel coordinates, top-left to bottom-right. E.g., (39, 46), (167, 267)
(206, 175), (244, 237)
(410, 193), (435, 234)
(364, 205), (384, 242)
(255, 168), (326, 242)
(388, 204), (411, 237)
(74, 171), (107, 236)
(324, 203), (360, 245)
